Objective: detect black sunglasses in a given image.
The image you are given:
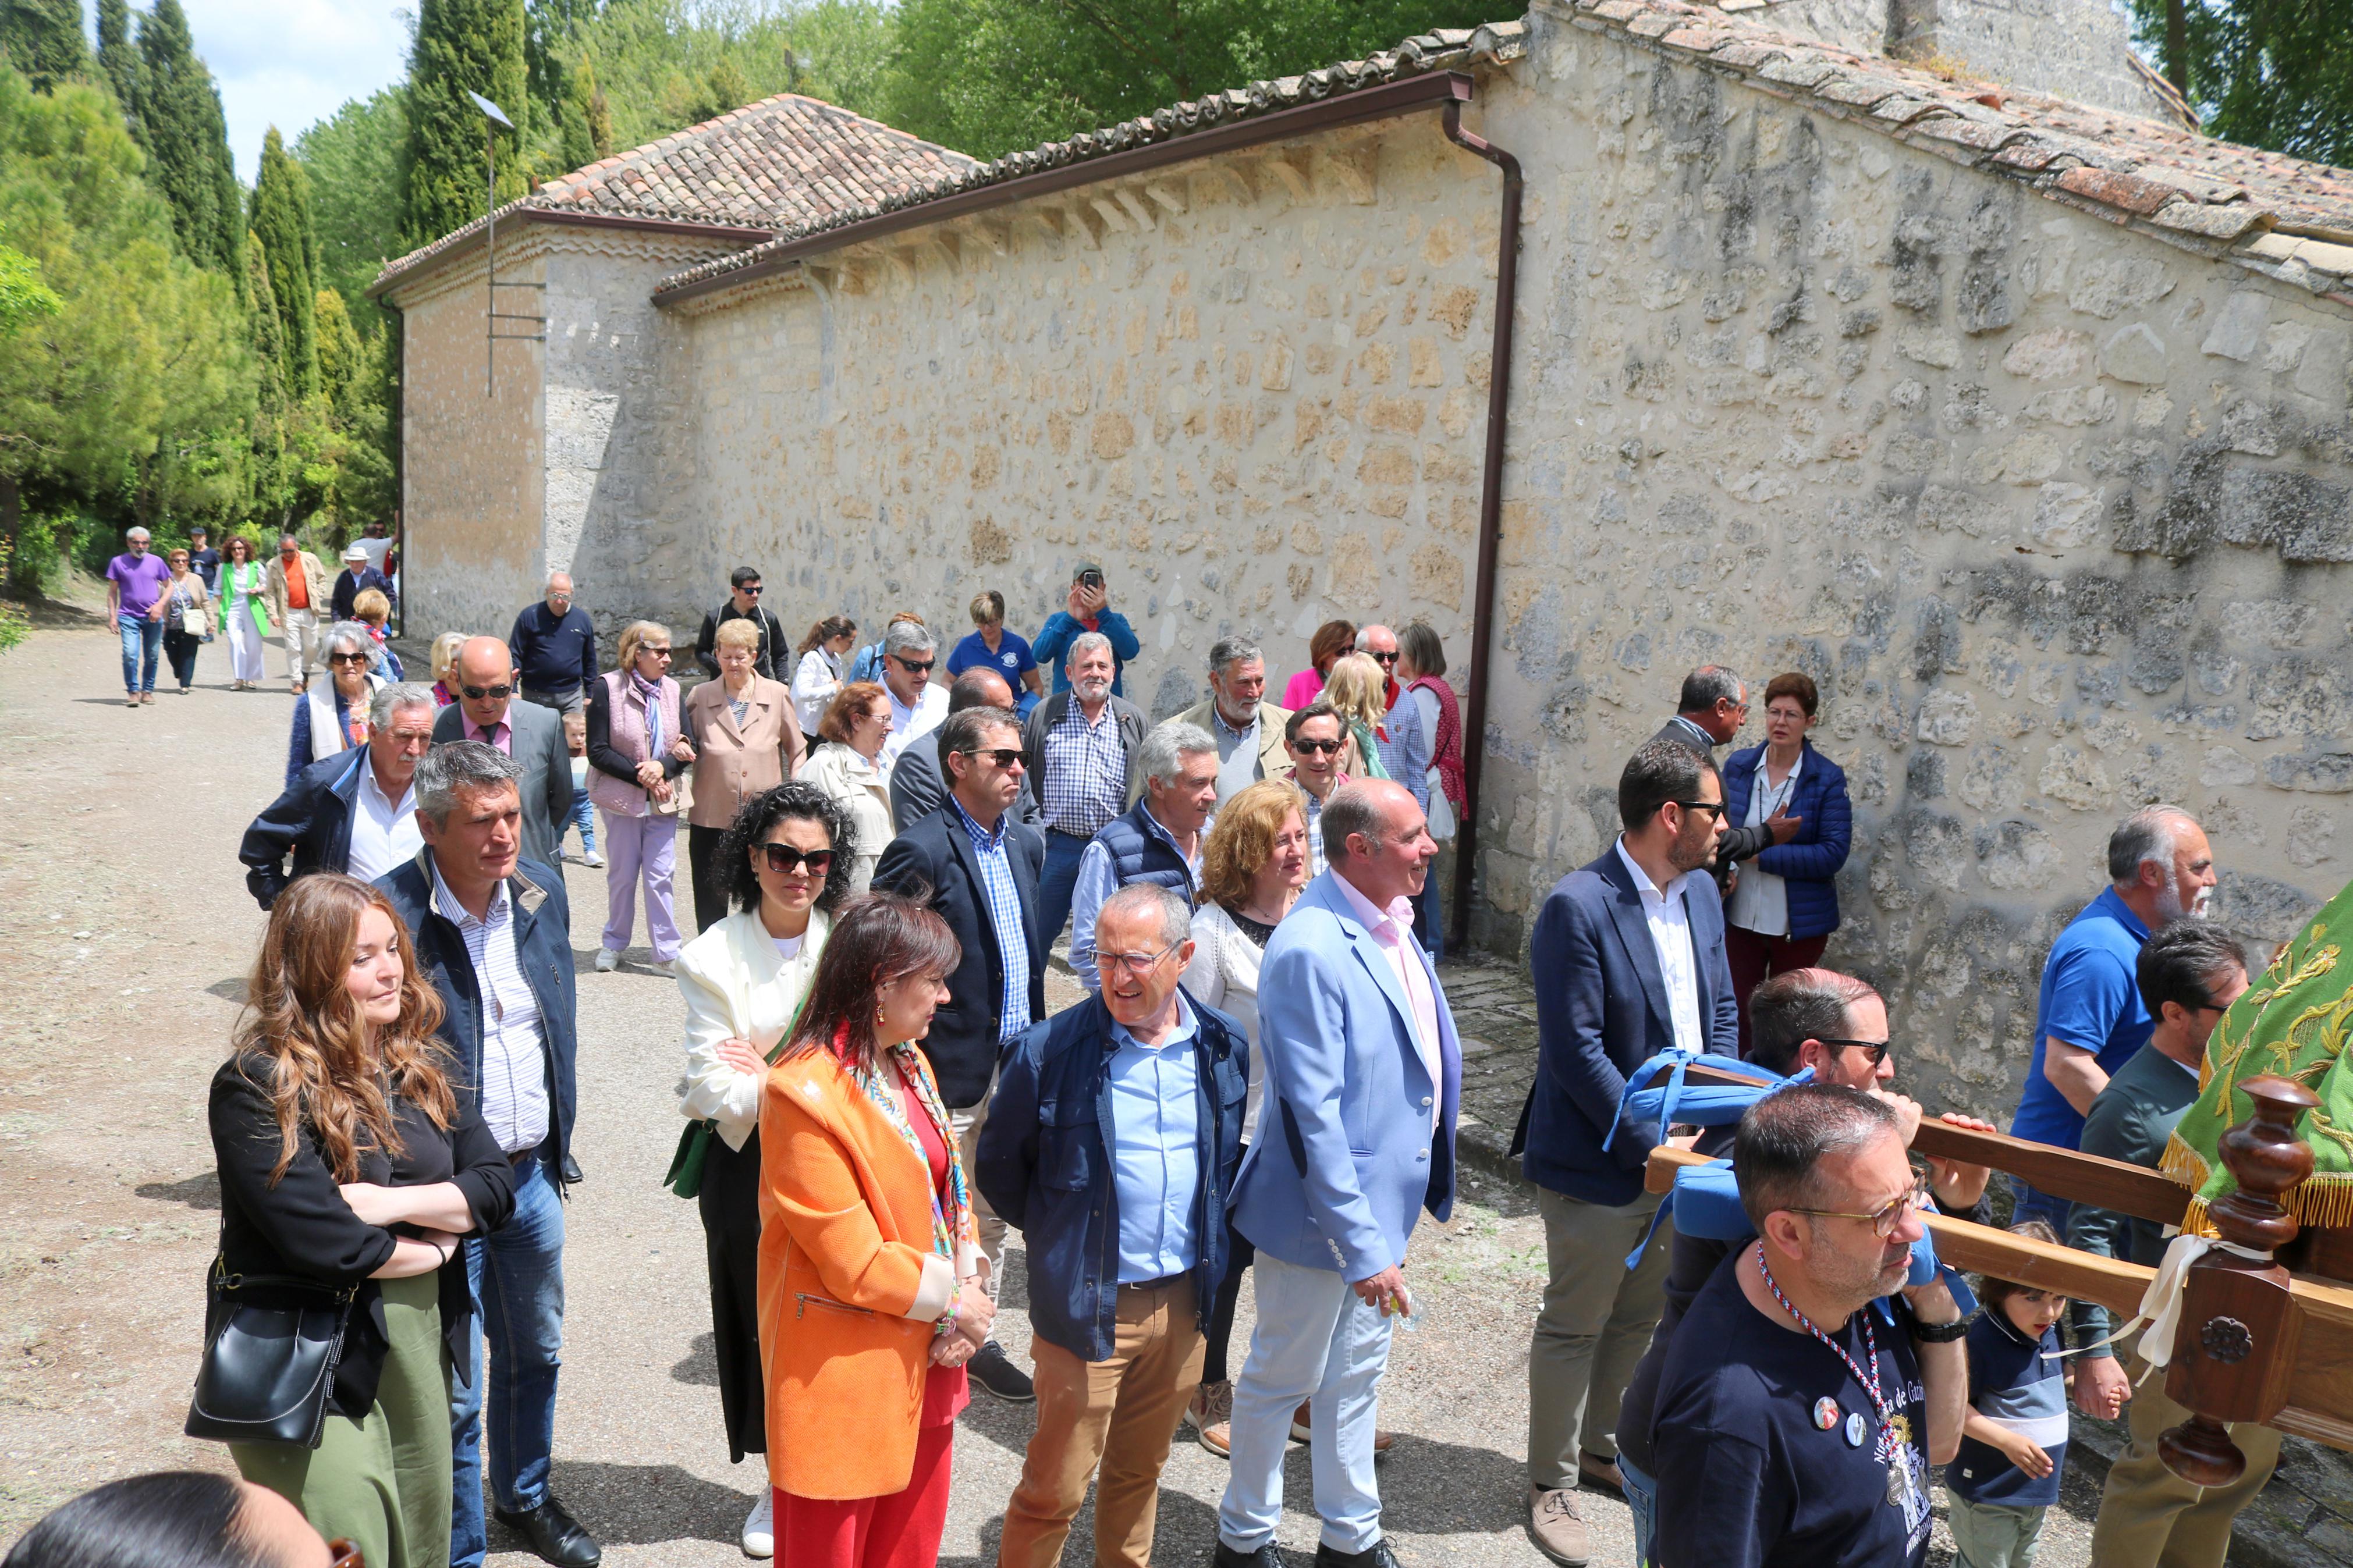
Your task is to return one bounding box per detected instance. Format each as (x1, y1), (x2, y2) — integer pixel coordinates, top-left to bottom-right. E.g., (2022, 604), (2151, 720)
(329, 651), (371, 667)
(739, 584), (764, 595)
(761, 844), (835, 874)
(1670, 799), (1729, 819)
(1817, 1038), (1892, 1067)
(893, 656), (935, 674)
(958, 746), (1024, 768)
(1367, 650), (1400, 665)
(460, 683), (514, 701)
(1291, 738), (1343, 755)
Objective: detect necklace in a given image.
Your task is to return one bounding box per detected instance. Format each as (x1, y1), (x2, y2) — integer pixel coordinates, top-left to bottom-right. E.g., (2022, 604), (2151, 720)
(1755, 1244), (1911, 1510)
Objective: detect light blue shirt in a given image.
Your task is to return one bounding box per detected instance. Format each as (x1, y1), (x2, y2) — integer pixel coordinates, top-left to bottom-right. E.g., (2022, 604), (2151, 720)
(1069, 805), (1206, 993)
(1107, 993), (1202, 1282)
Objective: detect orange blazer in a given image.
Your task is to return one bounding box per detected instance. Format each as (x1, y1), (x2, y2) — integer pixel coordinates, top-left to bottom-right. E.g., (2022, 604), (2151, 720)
(757, 1043), (979, 1501)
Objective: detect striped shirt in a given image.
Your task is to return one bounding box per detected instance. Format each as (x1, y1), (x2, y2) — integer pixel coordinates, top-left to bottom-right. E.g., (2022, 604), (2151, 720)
(1040, 698), (1128, 840)
(431, 858), (549, 1155)
(949, 796), (1033, 1042)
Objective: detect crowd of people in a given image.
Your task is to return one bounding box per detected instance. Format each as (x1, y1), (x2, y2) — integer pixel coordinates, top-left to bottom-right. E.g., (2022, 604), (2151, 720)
(12, 534), (2286, 1568)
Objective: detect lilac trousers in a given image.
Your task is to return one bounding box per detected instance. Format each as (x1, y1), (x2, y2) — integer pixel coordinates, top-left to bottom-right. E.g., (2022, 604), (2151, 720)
(598, 809), (682, 962)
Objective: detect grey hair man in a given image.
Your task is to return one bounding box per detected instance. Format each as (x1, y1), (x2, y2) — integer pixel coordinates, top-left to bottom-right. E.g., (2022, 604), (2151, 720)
(1024, 628), (1149, 948)
(1070, 719), (1219, 991)
(105, 524), (171, 704)
(1170, 636), (1291, 806)
(878, 618), (949, 773)
(1649, 664), (1800, 884)
(374, 738), (597, 1568)
(263, 532), (331, 694)
(2007, 803), (2217, 1232)
(508, 570), (598, 714)
(238, 681), (441, 908)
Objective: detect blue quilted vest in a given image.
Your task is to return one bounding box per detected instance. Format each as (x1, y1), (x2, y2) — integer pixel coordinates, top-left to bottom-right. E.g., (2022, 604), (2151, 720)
(1094, 801), (1197, 904)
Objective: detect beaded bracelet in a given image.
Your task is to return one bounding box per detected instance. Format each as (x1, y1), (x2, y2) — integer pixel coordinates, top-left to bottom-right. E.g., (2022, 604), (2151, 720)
(935, 1293), (960, 1338)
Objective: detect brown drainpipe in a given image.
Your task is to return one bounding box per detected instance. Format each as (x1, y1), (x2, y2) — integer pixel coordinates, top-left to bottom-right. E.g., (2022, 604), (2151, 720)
(1440, 99), (1522, 948)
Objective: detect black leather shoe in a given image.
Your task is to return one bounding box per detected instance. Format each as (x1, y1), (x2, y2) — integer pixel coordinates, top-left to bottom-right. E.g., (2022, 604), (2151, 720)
(1212, 1541), (1285, 1568)
(494, 1495), (602, 1568)
(968, 1340), (1035, 1402)
(1314, 1541), (1403, 1568)
(559, 1153), (584, 1185)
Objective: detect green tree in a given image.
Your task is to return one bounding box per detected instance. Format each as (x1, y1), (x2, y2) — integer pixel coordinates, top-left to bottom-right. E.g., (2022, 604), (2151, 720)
(136, 0), (242, 273)
(881, 0), (1506, 159)
(0, 242), (60, 330)
(0, 0), (88, 92)
(2127, 0), (2353, 165)
(315, 286), (361, 410)
(295, 85), (409, 319)
(250, 126), (321, 398)
(243, 229), (286, 410)
(404, 0), (528, 246)
(93, 0), (141, 135)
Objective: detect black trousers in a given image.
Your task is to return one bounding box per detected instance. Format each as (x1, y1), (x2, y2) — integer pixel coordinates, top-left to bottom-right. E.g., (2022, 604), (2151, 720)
(698, 1128), (766, 1461)
(688, 823), (732, 935)
(164, 630), (202, 688)
(1202, 1140), (1256, 1386)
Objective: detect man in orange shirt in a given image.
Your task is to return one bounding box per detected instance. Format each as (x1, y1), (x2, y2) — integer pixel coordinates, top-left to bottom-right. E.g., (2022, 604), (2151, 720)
(266, 534), (331, 694)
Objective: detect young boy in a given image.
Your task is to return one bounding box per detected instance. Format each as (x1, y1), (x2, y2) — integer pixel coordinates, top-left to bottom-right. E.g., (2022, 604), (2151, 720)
(1947, 1219), (2070, 1568)
(562, 709), (602, 867)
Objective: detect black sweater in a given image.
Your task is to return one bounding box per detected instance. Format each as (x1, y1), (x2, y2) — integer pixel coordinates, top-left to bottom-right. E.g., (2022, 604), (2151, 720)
(208, 1053), (516, 1415)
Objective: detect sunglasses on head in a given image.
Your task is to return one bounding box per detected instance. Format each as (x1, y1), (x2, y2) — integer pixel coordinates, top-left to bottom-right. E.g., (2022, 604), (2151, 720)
(958, 746), (1023, 768)
(761, 844), (835, 874)
(460, 683), (514, 701)
(1292, 738), (1343, 755)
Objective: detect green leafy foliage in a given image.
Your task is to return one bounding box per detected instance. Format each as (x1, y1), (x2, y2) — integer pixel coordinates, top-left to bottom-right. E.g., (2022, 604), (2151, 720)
(0, 241), (61, 329)
(404, 0), (530, 246)
(134, 0), (242, 273)
(0, 0), (88, 93)
(93, 0), (142, 129)
(294, 86), (409, 323)
(2125, 0), (2353, 165)
(250, 126), (321, 397)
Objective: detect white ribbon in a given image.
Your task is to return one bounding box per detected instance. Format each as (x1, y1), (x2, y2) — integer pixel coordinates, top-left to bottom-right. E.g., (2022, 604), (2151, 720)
(2098, 1232), (2274, 1377)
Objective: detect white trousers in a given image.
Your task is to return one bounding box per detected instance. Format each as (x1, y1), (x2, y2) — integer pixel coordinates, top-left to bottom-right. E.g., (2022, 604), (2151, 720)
(226, 603), (267, 683)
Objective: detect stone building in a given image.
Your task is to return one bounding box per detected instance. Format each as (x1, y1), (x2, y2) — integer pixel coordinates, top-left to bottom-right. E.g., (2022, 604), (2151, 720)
(375, 1), (2353, 1118)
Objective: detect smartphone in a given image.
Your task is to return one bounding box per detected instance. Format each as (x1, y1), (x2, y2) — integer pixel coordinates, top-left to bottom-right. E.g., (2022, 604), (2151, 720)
(1078, 569), (1104, 591)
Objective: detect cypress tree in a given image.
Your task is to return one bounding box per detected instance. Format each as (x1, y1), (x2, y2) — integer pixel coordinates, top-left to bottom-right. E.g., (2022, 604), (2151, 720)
(94, 0), (141, 140)
(137, 0), (241, 274)
(0, 0), (88, 91)
(250, 127), (320, 400)
(315, 287), (362, 415)
(403, 0), (527, 247)
(244, 231), (286, 413)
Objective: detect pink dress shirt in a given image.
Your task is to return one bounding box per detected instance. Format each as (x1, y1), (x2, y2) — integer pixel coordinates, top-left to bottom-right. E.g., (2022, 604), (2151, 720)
(1333, 872), (1442, 1128)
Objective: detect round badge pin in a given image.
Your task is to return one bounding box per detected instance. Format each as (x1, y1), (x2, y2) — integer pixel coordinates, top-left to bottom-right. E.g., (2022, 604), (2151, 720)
(1813, 1397), (1841, 1431)
(1845, 1411), (1869, 1448)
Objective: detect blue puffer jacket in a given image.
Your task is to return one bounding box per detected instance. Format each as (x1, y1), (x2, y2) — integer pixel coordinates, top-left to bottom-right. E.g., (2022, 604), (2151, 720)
(1720, 741), (1852, 940)
(975, 989), (1249, 1362)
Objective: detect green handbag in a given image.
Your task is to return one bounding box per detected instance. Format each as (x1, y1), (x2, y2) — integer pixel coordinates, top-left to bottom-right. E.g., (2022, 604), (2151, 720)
(664, 993), (811, 1200)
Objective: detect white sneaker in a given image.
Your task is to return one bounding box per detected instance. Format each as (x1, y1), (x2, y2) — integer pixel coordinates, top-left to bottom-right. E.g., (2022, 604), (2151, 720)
(583, 851), (605, 867)
(593, 948), (621, 973)
(740, 1492), (773, 1558)
(643, 959), (675, 977)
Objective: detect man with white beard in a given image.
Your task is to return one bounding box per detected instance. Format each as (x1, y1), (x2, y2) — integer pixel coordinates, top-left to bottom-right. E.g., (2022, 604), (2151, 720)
(2005, 805), (2216, 1231)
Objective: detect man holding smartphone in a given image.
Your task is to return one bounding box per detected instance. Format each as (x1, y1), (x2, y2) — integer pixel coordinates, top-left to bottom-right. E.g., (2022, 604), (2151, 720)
(1032, 561), (1141, 698)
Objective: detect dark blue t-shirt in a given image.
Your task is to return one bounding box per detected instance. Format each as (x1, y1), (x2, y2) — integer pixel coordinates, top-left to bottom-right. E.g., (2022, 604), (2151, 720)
(948, 628), (1037, 684)
(1653, 1250), (1932, 1568)
(1948, 1312), (2066, 1506)
(2012, 888), (2153, 1150)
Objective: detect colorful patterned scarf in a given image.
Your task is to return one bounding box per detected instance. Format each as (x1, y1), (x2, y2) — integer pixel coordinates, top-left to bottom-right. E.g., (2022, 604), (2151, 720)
(833, 1022), (972, 1270)
(2164, 876), (2353, 1228)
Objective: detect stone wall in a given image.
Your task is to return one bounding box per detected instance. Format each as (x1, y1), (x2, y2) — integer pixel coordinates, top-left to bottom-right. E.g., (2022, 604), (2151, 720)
(393, 7), (2353, 1121)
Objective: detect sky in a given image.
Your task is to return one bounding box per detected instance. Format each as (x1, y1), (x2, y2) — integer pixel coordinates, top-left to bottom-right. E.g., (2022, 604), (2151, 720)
(168, 1), (413, 183)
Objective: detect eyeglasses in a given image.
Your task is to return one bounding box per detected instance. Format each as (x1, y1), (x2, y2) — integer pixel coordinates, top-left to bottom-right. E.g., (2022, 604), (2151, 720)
(329, 651), (371, 667)
(1788, 1182), (1932, 1240)
(1291, 738), (1343, 755)
(761, 844), (836, 874)
(958, 747), (1023, 768)
(893, 657), (935, 675)
(1817, 1037), (1892, 1067)
(1096, 944), (1177, 977)
(640, 645), (673, 658)
(459, 683), (514, 701)
(1670, 799), (1729, 819)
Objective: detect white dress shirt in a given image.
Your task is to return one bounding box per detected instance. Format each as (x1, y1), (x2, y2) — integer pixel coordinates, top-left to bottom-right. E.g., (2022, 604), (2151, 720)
(431, 858), (549, 1154)
(345, 760), (422, 885)
(881, 681), (949, 773)
(1614, 837), (1705, 1057)
(1335, 871), (1442, 1129)
(1724, 749), (1802, 937)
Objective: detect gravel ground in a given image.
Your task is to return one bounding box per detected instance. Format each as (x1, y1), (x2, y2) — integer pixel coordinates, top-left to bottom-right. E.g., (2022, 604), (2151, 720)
(0, 609), (2135, 1566)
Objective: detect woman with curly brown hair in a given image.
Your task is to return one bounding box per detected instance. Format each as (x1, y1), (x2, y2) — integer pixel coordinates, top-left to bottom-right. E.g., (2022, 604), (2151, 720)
(207, 873), (516, 1568)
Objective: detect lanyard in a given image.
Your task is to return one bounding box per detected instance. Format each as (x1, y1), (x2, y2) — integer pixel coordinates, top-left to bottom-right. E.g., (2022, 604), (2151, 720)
(1756, 1243), (1895, 1433)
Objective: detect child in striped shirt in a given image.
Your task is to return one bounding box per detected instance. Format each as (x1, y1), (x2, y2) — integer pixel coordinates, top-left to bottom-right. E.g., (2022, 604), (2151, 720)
(1947, 1219), (2071, 1568)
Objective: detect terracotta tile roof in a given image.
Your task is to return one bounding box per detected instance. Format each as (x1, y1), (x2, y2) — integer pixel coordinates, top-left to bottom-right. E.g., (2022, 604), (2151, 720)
(651, 23), (1533, 298)
(370, 94), (975, 296)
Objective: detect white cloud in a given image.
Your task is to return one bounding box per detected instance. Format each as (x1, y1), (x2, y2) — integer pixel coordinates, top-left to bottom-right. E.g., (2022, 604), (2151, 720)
(176, 0), (411, 183)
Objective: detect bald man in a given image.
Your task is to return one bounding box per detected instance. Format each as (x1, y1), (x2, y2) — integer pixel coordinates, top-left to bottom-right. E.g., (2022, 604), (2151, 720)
(431, 637), (574, 867)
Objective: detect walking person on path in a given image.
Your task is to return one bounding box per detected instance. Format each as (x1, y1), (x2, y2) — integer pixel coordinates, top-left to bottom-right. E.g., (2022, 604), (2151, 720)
(946, 590), (1044, 716)
(332, 543), (396, 623)
(1280, 618), (1356, 712)
(1278, 703), (1353, 877)
(208, 872), (516, 1568)
(754, 894), (995, 1568)
(186, 524), (221, 593)
(267, 535), (331, 695)
(286, 623), (385, 790)
(684, 618), (806, 931)
(1396, 624), (1463, 957)
(162, 546), (214, 695)
(219, 535), (272, 691)
(104, 525), (171, 706)
(507, 573), (598, 716)
(586, 621), (694, 975)
(673, 782), (851, 1558)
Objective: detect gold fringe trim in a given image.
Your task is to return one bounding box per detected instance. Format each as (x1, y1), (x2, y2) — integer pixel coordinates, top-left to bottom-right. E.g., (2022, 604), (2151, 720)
(2156, 1136), (2353, 1231)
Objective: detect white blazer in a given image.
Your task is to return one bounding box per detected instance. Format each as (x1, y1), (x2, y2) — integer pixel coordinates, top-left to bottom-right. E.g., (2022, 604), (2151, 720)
(1186, 900), (1270, 1144)
(674, 905), (832, 1150)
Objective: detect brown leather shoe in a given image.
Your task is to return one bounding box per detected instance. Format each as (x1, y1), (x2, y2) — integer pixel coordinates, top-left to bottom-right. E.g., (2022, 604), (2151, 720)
(1577, 1450), (1626, 1496)
(1290, 1400), (1395, 1452)
(1527, 1486), (1589, 1566)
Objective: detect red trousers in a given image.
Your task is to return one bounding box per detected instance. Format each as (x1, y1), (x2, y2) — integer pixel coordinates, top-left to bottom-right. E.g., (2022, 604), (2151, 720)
(775, 1416), (954, 1568)
(1724, 925), (1829, 1059)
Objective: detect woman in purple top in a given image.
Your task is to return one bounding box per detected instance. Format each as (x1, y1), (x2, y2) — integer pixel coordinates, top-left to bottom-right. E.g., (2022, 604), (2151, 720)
(104, 525), (174, 706)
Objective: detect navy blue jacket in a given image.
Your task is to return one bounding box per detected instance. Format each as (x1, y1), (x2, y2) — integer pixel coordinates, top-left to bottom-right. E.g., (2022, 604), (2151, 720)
(1720, 741), (1852, 940)
(1518, 845), (1740, 1206)
(1094, 801), (1195, 899)
(507, 601), (598, 695)
(331, 566), (396, 622)
(375, 851), (581, 1182)
(240, 748), (370, 909)
(870, 803), (1046, 1110)
(975, 990), (1250, 1361)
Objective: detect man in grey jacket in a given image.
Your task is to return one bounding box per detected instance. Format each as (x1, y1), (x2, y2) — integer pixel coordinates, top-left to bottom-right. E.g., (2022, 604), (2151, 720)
(432, 637), (575, 869)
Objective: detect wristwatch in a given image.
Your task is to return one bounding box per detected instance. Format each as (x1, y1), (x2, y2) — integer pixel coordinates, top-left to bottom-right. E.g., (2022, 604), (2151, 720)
(1908, 1310), (1972, 1343)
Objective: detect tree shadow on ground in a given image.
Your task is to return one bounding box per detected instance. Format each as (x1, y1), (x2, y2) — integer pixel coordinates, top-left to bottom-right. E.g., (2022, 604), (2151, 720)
(135, 1171), (221, 1210)
(543, 1459), (762, 1549)
(10, 594), (107, 630)
(670, 1331), (721, 1387)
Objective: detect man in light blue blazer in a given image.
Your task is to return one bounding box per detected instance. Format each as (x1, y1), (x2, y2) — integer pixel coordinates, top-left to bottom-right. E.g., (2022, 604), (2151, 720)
(1215, 779), (1460, 1568)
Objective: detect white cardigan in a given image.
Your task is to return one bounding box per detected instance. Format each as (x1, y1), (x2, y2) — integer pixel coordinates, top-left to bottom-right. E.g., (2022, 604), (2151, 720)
(798, 742), (893, 893)
(1186, 900), (1270, 1144)
(674, 906), (832, 1150)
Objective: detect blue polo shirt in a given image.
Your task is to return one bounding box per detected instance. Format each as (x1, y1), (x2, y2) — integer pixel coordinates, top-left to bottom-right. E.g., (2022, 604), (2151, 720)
(948, 628), (1037, 685)
(1949, 1311), (2067, 1507)
(2010, 888), (2152, 1150)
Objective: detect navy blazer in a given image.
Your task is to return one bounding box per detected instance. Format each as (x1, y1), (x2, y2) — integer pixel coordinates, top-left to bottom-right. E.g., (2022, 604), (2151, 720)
(871, 802), (1047, 1109)
(375, 851), (581, 1182)
(1519, 844), (1740, 1206)
(240, 748), (370, 909)
(1720, 742), (1852, 940)
(975, 990), (1249, 1361)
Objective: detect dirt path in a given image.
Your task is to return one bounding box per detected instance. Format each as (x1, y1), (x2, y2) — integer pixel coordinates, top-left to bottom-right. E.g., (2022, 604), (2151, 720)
(1, 610), (2129, 1565)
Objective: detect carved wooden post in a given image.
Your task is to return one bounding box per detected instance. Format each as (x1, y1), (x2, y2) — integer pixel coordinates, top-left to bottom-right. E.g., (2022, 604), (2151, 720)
(2159, 1075), (2318, 1486)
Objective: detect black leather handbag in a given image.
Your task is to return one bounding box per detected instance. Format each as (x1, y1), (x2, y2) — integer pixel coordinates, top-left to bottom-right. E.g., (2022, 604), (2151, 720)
(184, 1257), (356, 1448)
